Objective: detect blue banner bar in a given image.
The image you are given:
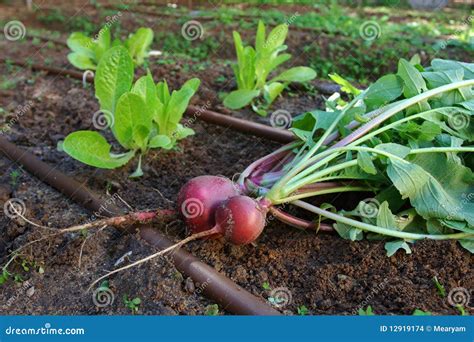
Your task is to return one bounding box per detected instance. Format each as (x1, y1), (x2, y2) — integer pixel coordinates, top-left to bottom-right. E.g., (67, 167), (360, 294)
(0, 316), (472, 342)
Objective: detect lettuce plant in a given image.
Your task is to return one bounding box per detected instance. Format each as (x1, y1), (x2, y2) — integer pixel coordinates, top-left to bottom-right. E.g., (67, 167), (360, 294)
(67, 27), (153, 70)
(223, 21), (316, 116)
(61, 46), (199, 177)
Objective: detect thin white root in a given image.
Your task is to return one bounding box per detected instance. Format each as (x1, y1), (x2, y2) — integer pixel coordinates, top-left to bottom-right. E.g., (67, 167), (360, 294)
(78, 225), (107, 269)
(87, 228), (218, 292)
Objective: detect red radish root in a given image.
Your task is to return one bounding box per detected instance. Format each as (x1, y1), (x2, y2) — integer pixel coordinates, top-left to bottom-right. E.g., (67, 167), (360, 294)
(177, 175), (240, 234)
(215, 196), (269, 245)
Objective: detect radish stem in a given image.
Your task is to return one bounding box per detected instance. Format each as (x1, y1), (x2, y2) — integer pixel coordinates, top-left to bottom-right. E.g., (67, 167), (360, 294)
(292, 200), (474, 241)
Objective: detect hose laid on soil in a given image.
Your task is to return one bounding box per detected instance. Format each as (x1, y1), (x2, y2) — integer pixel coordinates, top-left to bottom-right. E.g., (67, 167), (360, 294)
(0, 135), (281, 315)
(0, 58), (294, 143)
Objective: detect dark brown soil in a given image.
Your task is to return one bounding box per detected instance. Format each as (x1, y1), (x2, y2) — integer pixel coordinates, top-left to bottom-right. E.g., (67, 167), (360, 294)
(0, 2), (473, 316)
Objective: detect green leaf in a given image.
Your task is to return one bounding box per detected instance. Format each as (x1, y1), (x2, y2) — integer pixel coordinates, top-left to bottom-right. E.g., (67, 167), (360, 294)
(149, 135), (172, 149)
(172, 123), (194, 141)
(67, 52), (96, 70)
(255, 20), (266, 53)
(358, 306), (375, 316)
(63, 131), (135, 169)
(398, 58), (428, 97)
(125, 27), (153, 66)
(357, 150), (377, 175)
(459, 239), (474, 253)
(182, 78), (201, 93)
(329, 73), (362, 95)
(387, 153), (474, 226)
(431, 59), (474, 79)
(93, 26), (111, 61)
(156, 80), (171, 105)
(384, 240), (412, 257)
(422, 69), (472, 106)
(412, 309), (432, 316)
(265, 24), (288, 52)
(334, 222), (363, 241)
(165, 80), (200, 126)
(375, 143), (411, 158)
(397, 58), (431, 114)
(114, 92), (151, 150)
(95, 46), (134, 114)
(132, 72), (160, 120)
(272, 66), (316, 83)
(223, 89), (260, 109)
(67, 32), (94, 58)
(376, 202), (398, 229)
(364, 74), (403, 108)
(263, 82), (285, 105)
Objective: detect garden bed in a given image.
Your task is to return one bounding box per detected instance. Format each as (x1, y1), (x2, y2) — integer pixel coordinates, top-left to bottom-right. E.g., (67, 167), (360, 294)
(0, 1), (472, 316)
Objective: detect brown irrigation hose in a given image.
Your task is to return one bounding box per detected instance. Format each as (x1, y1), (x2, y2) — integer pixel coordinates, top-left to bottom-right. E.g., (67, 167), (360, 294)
(0, 58), (293, 143)
(0, 136), (281, 315)
(186, 105), (294, 143)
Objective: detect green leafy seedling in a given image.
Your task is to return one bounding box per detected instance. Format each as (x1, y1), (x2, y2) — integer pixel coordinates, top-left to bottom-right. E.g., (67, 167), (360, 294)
(123, 295), (141, 314)
(61, 46), (199, 177)
(297, 305), (309, 315)
(205, 304), (219, 316)
(224, 20), (316, 116)
(455, 304), (468, 316)
(358, 306), (375, 315)
(262, 281), (271, 290)
(412, 309), (432, 316)
(67, 26), (153, 70)
(432, 276), (446, 298)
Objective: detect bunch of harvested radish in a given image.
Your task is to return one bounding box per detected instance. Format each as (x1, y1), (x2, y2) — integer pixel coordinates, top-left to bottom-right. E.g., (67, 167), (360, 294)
(175, 58), (474, 256)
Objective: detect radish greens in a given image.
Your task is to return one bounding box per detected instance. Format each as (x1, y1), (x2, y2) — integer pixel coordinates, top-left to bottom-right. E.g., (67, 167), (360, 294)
(237, 57), (474, 255)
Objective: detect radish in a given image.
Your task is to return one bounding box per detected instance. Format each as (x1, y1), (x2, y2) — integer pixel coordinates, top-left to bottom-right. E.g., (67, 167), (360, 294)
(177, 175), (240, 234)
(214, 196), (269, 245)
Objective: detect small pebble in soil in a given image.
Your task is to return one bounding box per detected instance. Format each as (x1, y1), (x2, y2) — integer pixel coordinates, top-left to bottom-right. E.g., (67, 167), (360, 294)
(184, 277), (195, 293)
(26, 286), (35, 297)
(0, 185), (12, 202)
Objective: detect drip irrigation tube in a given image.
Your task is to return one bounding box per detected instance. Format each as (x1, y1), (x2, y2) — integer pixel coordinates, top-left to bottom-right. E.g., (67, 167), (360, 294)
(0, 58), (294, 143)
(0, 135), (281, 315)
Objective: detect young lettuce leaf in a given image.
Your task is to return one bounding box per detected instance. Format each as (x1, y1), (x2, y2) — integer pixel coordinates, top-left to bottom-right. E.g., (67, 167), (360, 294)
(224, 20), (316, 116)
